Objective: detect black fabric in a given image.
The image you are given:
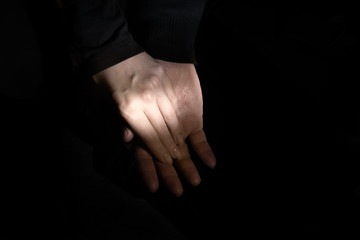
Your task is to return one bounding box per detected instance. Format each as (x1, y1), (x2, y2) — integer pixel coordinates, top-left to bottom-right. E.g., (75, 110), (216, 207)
(0, 1), (189, 239)
(62, 0), (207, 75)
(0, 1), (42, 99)
(1, 1), (359, 239)
(126, 0), (207, 63)
(192, 2), (360, 238)
(62, 0), (144, 75)
(62, 129), (188, 240)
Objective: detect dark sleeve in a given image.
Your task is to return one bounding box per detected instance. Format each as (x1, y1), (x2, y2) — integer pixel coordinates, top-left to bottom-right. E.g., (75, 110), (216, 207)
(63, 0), (144, 75)
(126, 0), (207, 63)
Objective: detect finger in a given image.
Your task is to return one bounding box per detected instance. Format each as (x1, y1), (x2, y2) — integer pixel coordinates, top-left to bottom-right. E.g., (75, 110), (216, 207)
(175, 143), (201, 187)
(159, 74), (186, 144)
(144, 101), (182, 160)
(133, 145), (159, 193)
(155, 161), (184, 197)
(124, 112), (173, 165)
(189, 130), (216, 169)
(123, 127), (134, 143)
(157, 94), (185, 147)
(160, 72), (179, 112)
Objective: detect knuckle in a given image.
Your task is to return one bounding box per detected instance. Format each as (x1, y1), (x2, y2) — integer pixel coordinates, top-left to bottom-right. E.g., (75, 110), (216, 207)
(140, 88), (154, 102)
(119, 94), (137, 114)
(153, 65), (165, 77)
(145, 75), (161, 89)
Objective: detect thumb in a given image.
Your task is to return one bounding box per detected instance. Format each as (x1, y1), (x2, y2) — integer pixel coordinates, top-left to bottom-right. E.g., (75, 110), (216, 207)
(123, 127), (135, 143)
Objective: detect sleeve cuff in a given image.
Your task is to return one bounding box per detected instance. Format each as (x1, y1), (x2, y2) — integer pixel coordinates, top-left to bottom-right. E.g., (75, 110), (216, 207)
(83, 39), (144, 76)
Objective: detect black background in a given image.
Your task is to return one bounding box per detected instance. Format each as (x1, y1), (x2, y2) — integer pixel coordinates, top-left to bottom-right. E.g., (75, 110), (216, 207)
(1, 1), (359, 239)
(189, 1), (360, 238)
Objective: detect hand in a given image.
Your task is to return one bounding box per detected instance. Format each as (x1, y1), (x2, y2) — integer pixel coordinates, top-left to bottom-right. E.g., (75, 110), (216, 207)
(93, 52), (184, 165)
(127, 61), (216, 196)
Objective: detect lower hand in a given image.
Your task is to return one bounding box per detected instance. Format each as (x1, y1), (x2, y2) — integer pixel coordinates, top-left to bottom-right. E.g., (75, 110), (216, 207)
(127, 61), (216, 196)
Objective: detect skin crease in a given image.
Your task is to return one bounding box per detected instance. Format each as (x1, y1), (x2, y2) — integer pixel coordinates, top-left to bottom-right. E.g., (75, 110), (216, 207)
(94, 52), (216, 196)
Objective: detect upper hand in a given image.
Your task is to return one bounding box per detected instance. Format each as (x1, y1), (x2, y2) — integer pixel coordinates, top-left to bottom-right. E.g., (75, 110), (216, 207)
(93, 52), (184, 165)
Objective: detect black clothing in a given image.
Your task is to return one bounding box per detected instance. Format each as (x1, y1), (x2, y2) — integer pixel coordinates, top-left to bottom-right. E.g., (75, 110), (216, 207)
(62, 0), (144, 75)
(63, 0), (207, 75)
(126, 0), (207, 63)
(1, 0), (205, 239)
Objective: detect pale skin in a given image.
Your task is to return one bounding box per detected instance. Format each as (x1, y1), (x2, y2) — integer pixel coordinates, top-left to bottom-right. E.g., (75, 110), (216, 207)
(93, 52), (184, 165)
(93, 52), (216, 196)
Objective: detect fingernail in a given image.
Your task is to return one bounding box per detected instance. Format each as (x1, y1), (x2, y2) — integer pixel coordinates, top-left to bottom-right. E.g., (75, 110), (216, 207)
(164, 153), (173, 165)
(203, 151), (217, 169)
(173, 147), (183, 160)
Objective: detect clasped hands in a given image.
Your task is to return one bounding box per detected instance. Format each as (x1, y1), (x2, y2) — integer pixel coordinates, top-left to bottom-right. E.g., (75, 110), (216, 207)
(93, 52), (216, 196)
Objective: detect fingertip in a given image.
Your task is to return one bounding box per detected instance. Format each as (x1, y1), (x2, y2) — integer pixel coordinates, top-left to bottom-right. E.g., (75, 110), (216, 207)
(147, 181), (159, 193)
(191, 174), (201, 187)
(173, 186), (184, 197)
(123, 128), (134, 142)
(209, 160), (217, 169)
(142, 173), (159, 193)
(184, 169), (201, 187)
(202, 150), (217, 169)
(167, 177), (183, 197)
